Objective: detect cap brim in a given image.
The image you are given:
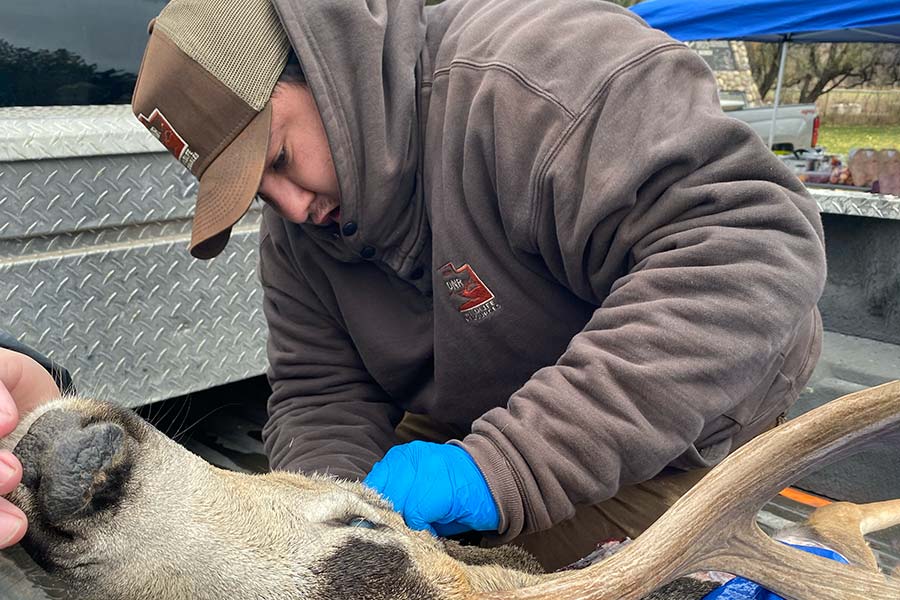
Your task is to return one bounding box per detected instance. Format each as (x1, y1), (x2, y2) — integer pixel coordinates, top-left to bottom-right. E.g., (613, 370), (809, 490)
(189, 102), (272, 259)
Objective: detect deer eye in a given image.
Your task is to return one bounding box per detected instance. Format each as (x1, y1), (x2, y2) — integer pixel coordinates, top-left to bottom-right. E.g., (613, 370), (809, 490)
(346, 517), (377, 529)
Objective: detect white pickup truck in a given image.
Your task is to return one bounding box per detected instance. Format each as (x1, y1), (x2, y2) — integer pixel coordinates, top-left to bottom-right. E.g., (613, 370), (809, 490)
(720, 96), (820, 153)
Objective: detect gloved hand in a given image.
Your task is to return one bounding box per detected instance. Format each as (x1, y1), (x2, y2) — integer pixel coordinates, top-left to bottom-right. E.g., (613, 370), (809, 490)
(702, 542), (849, 599)
(363, 440), (500, 537)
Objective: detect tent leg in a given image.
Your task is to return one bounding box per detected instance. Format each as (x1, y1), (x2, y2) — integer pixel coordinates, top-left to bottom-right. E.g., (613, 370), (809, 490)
(767, 39), (789, 151)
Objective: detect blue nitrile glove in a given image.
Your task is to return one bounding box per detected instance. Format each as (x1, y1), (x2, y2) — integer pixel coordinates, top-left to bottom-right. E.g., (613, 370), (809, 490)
(702, 542), (849, 599)
(363, 440), (500, 537)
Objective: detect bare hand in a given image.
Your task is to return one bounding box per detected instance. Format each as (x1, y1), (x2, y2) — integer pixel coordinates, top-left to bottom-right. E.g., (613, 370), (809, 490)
(0, 348), (61, 548)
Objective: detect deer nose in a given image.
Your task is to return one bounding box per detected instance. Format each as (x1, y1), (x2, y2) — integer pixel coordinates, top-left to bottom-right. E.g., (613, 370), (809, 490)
(13, 410), (129, 524)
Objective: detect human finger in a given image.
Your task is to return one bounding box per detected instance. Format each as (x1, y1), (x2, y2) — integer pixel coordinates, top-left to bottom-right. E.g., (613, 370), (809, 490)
(405, 512), (438, 537)
(433, 521), (471, 537)
(0, 451), (22, 495)
(0, 380), (19, 439)
(0, 348), (60, 417)
(362, 460), (390, 496)
(363, 450), (415, 511)
(0, 497), (26, 549)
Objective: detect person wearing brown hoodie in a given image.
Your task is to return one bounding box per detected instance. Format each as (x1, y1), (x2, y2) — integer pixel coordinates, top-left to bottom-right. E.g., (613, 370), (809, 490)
(132, 0), (826, 569)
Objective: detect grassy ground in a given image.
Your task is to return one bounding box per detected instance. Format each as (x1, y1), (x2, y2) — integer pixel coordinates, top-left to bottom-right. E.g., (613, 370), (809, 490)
(818, 125), (900, 157)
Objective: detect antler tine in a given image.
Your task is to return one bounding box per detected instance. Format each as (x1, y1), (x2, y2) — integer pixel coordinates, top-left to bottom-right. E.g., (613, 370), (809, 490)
(474, 380), (900, 600)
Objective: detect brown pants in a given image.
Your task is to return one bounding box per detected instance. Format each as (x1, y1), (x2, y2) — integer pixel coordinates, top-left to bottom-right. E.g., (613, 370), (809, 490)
(396, 413), (709, 571)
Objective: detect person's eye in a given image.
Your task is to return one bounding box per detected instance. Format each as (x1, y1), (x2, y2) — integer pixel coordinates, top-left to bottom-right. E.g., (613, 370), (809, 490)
(273, 147), (287, 171)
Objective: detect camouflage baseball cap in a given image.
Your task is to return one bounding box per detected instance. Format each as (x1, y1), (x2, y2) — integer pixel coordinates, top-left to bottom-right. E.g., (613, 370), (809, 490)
(132, 0), (290, 259)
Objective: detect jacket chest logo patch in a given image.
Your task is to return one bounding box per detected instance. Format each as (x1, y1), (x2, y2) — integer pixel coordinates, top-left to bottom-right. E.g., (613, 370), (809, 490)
(438, 262), (501, 323)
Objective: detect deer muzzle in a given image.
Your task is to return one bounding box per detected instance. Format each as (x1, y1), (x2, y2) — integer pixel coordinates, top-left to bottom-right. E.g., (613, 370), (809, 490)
(14, 409), (131, 524)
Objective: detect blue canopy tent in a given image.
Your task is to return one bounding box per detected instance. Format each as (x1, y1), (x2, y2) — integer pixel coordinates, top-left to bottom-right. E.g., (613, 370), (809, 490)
(631, 0), (900, 148)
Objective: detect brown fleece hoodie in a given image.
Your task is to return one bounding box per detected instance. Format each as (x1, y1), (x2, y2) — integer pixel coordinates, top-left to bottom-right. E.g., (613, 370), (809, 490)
(260, 0), (826, 542)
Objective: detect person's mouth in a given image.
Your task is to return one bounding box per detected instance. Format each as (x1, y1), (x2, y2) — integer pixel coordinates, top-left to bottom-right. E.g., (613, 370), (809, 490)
(328, 207), (341, 224)
(311, 204), (341, 226)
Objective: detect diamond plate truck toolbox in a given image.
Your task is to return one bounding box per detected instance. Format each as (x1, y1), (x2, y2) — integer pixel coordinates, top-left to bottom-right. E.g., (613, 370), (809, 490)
(1, 106), (267, 407)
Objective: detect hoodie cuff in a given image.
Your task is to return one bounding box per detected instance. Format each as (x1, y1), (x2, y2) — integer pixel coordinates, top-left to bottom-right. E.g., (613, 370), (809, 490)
(452, 433), (524, 543)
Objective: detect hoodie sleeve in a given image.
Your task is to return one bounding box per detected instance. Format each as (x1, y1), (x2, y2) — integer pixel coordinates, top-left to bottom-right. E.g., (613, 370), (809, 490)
(259, 215), (403, 481)
(457, 46), (827, 541)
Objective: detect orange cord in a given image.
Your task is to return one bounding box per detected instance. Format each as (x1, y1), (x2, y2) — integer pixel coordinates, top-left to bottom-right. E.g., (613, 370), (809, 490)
(779, 487), (833, 508)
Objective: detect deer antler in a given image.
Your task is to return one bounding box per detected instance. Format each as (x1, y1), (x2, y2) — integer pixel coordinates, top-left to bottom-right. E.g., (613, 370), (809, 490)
(476, 380), (900, 600)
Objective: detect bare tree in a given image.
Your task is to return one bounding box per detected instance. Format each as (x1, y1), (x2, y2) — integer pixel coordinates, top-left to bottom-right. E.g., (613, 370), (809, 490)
(747, 41), (900, 104)
(746, 42), (782, 100)
(791, 44), (883, 103)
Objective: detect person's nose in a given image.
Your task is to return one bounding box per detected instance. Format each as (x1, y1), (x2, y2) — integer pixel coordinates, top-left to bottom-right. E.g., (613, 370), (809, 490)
(257, 176), (314, 224)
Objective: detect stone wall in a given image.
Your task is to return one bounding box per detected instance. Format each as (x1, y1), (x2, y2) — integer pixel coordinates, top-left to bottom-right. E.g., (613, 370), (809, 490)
(721, 41), (762, 107)
(689, 40), (762, 107)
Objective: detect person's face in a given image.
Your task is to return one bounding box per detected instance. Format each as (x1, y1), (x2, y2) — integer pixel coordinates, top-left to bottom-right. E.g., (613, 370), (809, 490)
(257, 82), (341, 226)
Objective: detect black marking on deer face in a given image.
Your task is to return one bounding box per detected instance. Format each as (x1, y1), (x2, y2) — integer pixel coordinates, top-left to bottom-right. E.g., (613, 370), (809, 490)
(312, 540), (440, 600)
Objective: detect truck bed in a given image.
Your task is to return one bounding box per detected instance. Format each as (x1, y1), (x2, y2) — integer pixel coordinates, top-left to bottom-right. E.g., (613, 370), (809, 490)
(726, 103), (818, 151)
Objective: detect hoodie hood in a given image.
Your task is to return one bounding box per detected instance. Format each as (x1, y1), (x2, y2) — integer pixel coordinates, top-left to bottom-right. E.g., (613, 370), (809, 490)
(271, 0), (430, 285)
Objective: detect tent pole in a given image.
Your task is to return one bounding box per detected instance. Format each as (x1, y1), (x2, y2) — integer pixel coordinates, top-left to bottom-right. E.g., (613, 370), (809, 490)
(767, 38), (789, 150)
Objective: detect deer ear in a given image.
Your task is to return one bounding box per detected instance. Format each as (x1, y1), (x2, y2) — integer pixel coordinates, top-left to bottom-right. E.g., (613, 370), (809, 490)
(312, 541), (440, 600)
(147, 17), (157, 35)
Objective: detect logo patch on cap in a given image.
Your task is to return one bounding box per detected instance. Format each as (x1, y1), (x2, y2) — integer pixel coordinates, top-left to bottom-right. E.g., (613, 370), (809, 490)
(138, 108), (200, 170)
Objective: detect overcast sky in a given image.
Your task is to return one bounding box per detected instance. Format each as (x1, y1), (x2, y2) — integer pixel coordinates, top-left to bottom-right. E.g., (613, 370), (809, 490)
(0, 0), (167, 72)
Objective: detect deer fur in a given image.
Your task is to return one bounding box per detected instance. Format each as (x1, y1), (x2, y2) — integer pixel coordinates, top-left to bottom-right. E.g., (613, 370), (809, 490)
(3, 386), (900, 600)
